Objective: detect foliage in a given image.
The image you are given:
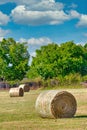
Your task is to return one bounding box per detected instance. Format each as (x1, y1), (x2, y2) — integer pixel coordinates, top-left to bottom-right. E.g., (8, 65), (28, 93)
(64, 73), (82, 85)
(26, 66), (39, 79)
(27, 43), (59, 79)
(27, 41), (87, 80)
(0, 38), (29, 80)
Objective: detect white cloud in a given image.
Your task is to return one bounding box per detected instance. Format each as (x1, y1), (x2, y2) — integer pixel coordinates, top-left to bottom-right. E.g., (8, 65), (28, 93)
(19, 37), (52, 45)
(26, 1), (64, 11)
(19, 37), (52, 55)
(19, 38), (27, 43)
(27, 37), (52, 45)
(31, 52), (36, 57)
(10, 0), (70, 26)
(1, 0), (87, 27)
(68, 11), (87, 27)
(69, 10), (80, 18)
(13, 0), (64, 10)
(77, 14), (87, 27)
(76, 42), (85, 45)
(0, 11), (10, 25)
(10, 0), (86, 26)
(19, 36), (52, 64)
(11, 5), (70, 25)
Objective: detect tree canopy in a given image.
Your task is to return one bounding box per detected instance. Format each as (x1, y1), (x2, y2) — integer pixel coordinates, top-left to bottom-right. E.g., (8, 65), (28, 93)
(0, 38), (29, 80)
(27, 41), (87, 80)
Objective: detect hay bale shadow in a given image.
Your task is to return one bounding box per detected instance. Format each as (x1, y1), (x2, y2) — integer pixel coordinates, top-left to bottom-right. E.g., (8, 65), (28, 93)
(74, 115), (87, 118)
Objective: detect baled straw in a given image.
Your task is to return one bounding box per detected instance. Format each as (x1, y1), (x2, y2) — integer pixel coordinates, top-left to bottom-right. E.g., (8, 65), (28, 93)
(35, 90), (77, 118)
(9, 87), (24, 97)
(19, 84), (30, 92)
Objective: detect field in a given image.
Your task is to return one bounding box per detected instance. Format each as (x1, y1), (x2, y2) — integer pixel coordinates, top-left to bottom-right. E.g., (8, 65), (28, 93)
(0, 88), (87, 130)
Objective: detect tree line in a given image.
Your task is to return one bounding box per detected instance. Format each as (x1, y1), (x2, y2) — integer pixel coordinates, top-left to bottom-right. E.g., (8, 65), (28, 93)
(27, 41), (87, 80)
(0, 38), (87, 82)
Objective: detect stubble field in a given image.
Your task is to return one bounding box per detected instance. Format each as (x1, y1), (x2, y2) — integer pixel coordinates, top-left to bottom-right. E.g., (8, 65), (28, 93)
(0, 88), (87, 130)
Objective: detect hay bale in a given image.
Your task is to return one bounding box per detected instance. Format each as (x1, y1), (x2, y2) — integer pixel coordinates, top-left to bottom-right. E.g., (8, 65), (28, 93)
(35, 90), (77, 118)
(19, 84), (30, 92)
(9, 87), (24, 97)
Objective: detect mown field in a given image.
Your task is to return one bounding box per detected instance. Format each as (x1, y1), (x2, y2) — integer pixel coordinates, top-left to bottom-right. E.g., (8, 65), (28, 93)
(0, 88), (87, 130)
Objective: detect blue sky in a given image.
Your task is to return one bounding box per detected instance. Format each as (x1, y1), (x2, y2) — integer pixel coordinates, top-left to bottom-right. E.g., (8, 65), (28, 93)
(0, 0), (87, 57)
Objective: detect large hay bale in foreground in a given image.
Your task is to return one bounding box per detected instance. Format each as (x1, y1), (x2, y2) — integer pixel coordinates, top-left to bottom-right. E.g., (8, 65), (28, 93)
(19, 84), (30, 92)
(35, 90), (77, 118)
(9, 87), (24, 97)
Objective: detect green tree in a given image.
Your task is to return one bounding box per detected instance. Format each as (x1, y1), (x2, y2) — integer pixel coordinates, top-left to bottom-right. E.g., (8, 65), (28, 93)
(27, 43), (60, 79)
(58, 41), (87, 76)
(27, 41), (87, 79)
(0, 38), (29, 80)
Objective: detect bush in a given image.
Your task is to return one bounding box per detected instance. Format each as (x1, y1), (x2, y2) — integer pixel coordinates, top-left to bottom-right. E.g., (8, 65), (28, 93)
(64, 73), (82, 85)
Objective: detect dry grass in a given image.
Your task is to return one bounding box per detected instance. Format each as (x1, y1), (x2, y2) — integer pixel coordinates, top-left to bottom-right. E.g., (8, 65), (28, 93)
(0, 89), (87, 130)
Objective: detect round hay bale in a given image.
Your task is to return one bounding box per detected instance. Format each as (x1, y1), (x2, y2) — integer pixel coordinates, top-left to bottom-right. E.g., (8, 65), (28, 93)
(35, 90), (77, 118)
(19, 84), (30, 92)
(9, 87), (24, 97)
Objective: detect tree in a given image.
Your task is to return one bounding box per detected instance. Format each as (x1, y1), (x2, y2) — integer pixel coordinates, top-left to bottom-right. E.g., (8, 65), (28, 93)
(27, 43), (60, 79)
(0, 38), (29, 80)
(58, 41), (87, 76)
(27, 41), (87, 79)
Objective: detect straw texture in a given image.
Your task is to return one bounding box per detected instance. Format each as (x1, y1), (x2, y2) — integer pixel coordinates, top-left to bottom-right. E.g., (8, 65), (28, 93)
(9, 87), (24, 97)
(35, 90), (77, 118)
(19, 84), (30, 92)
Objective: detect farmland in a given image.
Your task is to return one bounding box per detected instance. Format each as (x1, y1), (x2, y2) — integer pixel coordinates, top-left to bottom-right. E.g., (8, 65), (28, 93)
(0, 88), (87, 130)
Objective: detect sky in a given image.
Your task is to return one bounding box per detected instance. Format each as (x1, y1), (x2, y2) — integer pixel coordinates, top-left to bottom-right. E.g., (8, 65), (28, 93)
(0, 0), (87, 59)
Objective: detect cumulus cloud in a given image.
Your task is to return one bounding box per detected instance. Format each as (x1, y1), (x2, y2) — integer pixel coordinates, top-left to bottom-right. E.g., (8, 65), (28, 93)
(77, 14), (87, 27)
(13, 0), (64, 10)
(68, 10), (87, 27)
(0, 11), (10, 25)
(27, 37), (52, 45)
(19, 37), (52, 55)
(10, 0), (86, 26)
(11, 5), (70, 25)
(1, 0), (86, 27)
(19, 37), (52, 45)
(19, 37), (52, 63)
(69, 10), (80, 18)
(10, 0), (69, 26)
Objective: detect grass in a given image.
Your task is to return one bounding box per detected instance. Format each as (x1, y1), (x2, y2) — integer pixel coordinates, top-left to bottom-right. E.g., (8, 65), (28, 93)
(0, 88), (87, 130)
